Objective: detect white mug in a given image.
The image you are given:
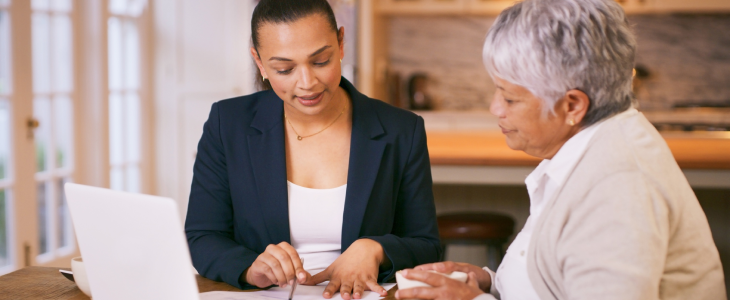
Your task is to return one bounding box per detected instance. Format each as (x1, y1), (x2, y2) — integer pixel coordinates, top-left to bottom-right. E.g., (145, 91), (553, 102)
(71, 257), (92, 297)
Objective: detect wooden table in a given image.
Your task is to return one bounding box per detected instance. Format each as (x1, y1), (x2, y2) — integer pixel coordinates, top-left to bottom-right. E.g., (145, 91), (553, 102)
(0, 267), (398, 300)
(427, 130), (730, 188)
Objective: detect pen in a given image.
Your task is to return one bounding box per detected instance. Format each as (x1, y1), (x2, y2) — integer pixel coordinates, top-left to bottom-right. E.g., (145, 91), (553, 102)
(288, 257), (303, 300)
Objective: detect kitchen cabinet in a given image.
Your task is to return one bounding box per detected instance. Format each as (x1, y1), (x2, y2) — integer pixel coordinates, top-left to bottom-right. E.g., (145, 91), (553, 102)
(653, 0), (730, 12)
(357, 0), (730, 101)
(374, 0), (730, 16)
(376, 0), (516, 15)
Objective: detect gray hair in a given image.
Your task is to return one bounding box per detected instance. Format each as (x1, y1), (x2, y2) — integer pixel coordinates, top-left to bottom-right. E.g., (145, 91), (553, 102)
(483, 0), (636, 126)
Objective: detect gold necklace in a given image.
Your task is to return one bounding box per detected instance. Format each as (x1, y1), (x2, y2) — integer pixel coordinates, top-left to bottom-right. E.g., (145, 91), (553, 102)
(285, 102), (347, 141)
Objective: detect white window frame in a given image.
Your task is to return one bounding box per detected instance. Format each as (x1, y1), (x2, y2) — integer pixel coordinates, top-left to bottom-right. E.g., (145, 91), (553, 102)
(107, 0), (153, 194)
(31, 1), (77, 264)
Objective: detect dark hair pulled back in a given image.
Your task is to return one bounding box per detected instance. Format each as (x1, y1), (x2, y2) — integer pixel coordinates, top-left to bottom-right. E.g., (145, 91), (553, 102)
(252, 0), (339, 90)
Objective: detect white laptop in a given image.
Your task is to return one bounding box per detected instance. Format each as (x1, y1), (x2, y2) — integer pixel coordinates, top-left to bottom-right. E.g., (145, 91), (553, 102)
(65, 183), (200, 300)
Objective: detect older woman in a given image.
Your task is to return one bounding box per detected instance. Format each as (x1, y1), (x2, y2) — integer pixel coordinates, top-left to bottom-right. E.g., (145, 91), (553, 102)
(396, 0), (727, 299)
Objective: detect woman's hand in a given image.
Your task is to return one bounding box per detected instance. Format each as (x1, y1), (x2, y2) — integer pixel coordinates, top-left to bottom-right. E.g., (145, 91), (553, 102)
(243, 242), (310, 288)
(395, 269), (484, 300)
(307, 239), (389, 300)
(414, 261), (492, 292)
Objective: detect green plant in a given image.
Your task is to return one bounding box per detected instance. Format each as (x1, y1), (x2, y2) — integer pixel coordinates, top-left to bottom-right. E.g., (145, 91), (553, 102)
(0, 190), (6, 263)
(56, 149), (65, 169)
(0, 155), (5, 179)
(36, 143), (46, 172)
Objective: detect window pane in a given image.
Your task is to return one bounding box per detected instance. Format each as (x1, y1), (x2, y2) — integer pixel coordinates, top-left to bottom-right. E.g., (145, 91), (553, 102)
(34, 97), (51, 172)
(125, 92), (140, 162)
(50, 0), (72, 12)
(0, 11), (11, 95)
(51, 15), (72, 93)
(128, 0), (146, 17)
(37, 182), (49, 255)
(123, 21), (139, 90)
(110, 167), (124, 191)
(109, 0), (127, 15)
(32, 0), (50, 10)
(126, 165), (139, 193)
(108, 17), (122, 91)
(53, 95), (72, 169)
(0, 189), (8, 267)
(56, 178), (70, 248)
(109, 92), (123, 165)
(0, 100), (8, 180)
(32, 13), (51, 94)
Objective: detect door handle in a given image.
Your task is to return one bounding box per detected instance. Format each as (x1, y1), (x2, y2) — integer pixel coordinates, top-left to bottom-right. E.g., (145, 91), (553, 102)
(27, 117), (39, 139)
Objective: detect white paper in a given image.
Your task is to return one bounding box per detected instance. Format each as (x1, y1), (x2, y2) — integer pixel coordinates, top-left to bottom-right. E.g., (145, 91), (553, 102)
(199, 283), (396, 300)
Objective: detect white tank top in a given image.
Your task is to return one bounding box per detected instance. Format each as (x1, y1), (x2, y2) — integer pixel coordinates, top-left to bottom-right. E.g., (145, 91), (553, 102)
(287, 181), (347, 276)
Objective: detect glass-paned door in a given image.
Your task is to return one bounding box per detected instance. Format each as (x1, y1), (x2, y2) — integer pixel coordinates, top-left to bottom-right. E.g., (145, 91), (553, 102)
(31, 0), (75, 263)
(108, 0), (145, 193)
(0, 0), (13, 273)
(0, 101), (11, 271)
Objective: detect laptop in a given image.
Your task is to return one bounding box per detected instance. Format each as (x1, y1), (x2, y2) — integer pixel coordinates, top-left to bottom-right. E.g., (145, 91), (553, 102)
(65, 183), (200, 300)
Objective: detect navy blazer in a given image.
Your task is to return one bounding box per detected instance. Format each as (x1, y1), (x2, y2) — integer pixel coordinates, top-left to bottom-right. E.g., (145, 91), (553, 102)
(185, 78), (441, 289)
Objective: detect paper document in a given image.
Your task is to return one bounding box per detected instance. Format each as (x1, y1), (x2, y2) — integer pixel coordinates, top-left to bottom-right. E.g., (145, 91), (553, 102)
(199, 283), (396, 300)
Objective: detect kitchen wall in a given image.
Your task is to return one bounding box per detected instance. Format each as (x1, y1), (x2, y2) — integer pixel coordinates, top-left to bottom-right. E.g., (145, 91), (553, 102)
(387, 14), (730, 110)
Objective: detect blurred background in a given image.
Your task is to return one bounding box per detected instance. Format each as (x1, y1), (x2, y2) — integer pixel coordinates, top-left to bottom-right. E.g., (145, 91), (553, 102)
(0, 0), (728, 293)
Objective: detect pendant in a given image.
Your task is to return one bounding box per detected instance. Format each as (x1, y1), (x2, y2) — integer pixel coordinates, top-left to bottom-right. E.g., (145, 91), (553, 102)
(297, 136), (303, 140)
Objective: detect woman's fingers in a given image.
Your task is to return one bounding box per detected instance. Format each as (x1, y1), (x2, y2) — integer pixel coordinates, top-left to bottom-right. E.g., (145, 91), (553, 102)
(415, 261), (473, 274)
(395, 287), (437, 300)
(352, 281), (365, 299)
(323, 279), (341, 299)
(277, 242), (307, 283)
(307, 269), (330, 285)
(413, 263), (437, 271)
(364, 279), (387, 296)
(401, 269), (447, 287)
(297, 269), (313, 284)
(396, 269), (486, 300)
(259, 252), (289, 286)
(467, 272), (480, 289)
(339, 281), (353, 300)
(266, 244), (297, 286)
(250, 261), (279, 287)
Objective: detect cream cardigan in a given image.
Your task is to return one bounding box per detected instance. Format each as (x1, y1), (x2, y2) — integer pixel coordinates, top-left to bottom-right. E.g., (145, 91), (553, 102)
(523, 110), (726, 300)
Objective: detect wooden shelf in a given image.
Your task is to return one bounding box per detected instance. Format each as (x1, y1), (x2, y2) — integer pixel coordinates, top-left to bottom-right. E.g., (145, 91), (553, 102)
(427, 130), (730, 169)
(374, 0), (730, 16)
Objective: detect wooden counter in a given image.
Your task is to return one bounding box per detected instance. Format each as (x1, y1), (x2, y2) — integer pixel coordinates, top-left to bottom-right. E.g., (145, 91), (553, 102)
(0, 267), (400, 300)
(426, 130), (730, 188)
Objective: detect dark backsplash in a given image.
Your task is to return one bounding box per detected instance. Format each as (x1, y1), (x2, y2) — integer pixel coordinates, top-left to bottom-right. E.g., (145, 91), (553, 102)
(387, 14), (730, 111)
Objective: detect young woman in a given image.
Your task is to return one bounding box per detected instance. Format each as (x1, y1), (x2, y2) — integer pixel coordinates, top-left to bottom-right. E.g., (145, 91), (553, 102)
(184, 1), (441, 299)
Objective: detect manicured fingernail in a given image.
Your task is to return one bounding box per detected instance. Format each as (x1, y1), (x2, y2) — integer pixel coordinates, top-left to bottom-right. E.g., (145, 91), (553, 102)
(354, 293), (360, 299)
(402, 270), (408, 276)
(298, 272), (306, 280)
(395, 291), (400, 299)
(324, 292), (330, 297)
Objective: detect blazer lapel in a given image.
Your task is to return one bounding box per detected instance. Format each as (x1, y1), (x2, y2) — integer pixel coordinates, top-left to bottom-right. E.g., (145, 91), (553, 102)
(247, 92), (291, 244)
(341, 79), (387, 249)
